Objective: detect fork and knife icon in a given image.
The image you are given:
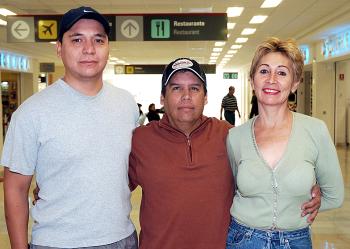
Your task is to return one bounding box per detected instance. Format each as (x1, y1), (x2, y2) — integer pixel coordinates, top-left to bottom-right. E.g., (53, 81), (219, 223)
(155, 20), (165, 36)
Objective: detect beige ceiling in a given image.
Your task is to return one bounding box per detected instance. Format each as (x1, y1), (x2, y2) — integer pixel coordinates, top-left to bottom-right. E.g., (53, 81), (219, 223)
(1, 0), (350, 69)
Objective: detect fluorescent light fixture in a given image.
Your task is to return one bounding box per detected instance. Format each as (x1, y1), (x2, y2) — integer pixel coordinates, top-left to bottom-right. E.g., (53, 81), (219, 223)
(227, 50), (238, 54)
(226, 7), (244, 17)
(109, 57), (119, 60)
(208, 61), (216, 64)
(222, 58), (230, 61)
(215, 41), (226, 47)
(227, 23), (236, 30)
(235, 37), (248, 43)
(180, 7), (213, 13)
(250, 15), (268, 24)
(0, 8), (16, 16)
(213, 47), (223, 52)
(49, 41), (56, 44)
(211, 52), (220, 56)
(261, 0), (283, 8)
(231, 44), (242, 49)
(210, 56), (218, 60)
(241, 28), (256, 35)
(0, 18), (7, 26)
(224, 54), (234, 58)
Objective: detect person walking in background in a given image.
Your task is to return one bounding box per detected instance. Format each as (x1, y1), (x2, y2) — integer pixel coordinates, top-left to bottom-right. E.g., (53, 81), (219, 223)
(146, 103), (160, 122)
(248, 90), (259, 118)
(226, 37), (344, 249)
(2, 6), (139, 249)
(137, 103), (146, 125)
(220, 86), (241, 126)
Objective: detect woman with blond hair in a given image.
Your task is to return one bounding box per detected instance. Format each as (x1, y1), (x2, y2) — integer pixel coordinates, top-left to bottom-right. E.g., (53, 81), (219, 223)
(226, 37), (344, 249)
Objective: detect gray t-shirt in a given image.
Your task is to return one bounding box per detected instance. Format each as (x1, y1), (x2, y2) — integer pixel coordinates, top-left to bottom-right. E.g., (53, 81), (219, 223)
(1, 79), (139, 247)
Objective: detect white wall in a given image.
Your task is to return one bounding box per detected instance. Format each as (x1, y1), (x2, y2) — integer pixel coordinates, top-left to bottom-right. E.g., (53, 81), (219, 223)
(103, 64), (244, 125)
(335, 60), (350, 145)
(312, 61), (336, 140)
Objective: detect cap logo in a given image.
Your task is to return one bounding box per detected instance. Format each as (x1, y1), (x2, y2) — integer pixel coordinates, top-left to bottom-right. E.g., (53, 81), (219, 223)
(172, 59), (193, 70)
(83, 9), (94, 13)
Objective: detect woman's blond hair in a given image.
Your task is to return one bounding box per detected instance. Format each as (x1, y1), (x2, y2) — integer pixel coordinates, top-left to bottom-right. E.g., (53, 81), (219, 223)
(249, 37), (304, 83)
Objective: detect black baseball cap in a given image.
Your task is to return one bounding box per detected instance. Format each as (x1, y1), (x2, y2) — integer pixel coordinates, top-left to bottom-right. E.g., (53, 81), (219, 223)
(161, 58), (207, 92)
(58, 6), (110, 42)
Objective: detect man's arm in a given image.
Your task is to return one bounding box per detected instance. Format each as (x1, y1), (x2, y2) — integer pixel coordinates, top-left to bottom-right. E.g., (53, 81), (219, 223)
(4, 168), (33, 249)
(301, 184), (321, 223)
(220, 106), (224, 120)
(236, 107), (241, 118)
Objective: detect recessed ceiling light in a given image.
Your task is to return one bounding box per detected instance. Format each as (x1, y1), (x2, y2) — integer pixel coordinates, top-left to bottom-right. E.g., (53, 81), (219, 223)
(226, 7), (244, 17)
(222, 58), (231, 61)
(231, 44), (242, 49)
(261, 0), (283, 8)
(235, 37), (248, 43)
(227, 23), (236, 30)
(250, 15), (268, 24)
(180, 7), (213, 13)
(215, 41), (226, 47)
(210, 56), (218, 60)
(224, 54), (234, 58)
(227, 50), (238, 54)
(241, 28), (256, 35)
(213, 47), (223, 52)
(0, 18), (7, 26)
(0, 8), (16, 16)
(211, 52), (220, 56)
(49, 41), (56, 44)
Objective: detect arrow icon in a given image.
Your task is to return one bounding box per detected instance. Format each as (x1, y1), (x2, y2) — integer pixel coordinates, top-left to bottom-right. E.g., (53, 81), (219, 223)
(13, 22), (28, 36)
(123, 22), (137, 36)
(121, 19), (139, 39)
(11, 20), (30, 40)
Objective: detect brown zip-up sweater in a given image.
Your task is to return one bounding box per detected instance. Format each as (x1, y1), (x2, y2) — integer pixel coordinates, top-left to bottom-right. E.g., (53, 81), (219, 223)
(129, 114), (234, 249)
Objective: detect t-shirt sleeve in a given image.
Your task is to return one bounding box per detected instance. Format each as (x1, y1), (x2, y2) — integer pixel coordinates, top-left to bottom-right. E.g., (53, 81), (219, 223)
(128, 134), (140, 191)
(1, 109), (38, 175)
(221, 97), (225, 107)
(315, 121), (344, 211)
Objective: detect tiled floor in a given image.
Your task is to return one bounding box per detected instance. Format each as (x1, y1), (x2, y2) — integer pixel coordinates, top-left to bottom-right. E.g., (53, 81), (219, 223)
(1, 146), (349, 248)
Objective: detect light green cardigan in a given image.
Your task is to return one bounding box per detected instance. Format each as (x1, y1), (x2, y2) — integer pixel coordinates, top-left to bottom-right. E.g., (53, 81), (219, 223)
(226, 112), (344, 230)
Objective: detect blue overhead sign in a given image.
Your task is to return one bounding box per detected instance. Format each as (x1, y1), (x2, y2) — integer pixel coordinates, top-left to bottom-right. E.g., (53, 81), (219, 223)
(0, 50), (30, 72)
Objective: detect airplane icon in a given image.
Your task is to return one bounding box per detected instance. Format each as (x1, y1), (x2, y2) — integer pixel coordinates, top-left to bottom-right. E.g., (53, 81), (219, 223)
(38, 20), (58, 40)
(42, 23), (54, 35)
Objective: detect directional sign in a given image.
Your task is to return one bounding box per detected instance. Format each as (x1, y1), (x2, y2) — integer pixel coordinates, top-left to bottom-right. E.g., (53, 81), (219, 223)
(11, 20), (30, 39)
(116, 16), (143, 41)
(223, 72), (238, 79)
(121, 64), (216, 74)
(144, 14), (227, 41)
(7, 17), (35, 42)
(121, 19), (139, 38)
(7, 13), (227, 42)
(38, 20), (58, 40)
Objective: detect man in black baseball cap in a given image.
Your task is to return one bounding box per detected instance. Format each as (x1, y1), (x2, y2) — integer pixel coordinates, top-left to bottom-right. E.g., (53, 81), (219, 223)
(129, 57), (235, 249)
(3, 5), (139, 249)
(58, 6), (110, 42)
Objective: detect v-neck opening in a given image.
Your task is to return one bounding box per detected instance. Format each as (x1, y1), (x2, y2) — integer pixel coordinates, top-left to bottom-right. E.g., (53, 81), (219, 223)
(251, 112), (295, 171)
